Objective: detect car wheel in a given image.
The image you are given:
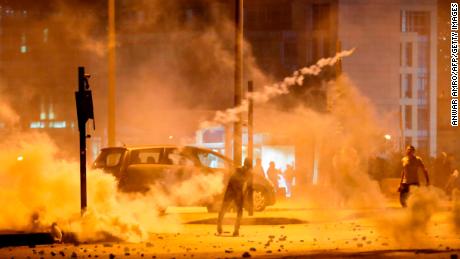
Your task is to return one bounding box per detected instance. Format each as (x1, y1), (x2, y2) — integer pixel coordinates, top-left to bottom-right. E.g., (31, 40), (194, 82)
(246, 187), (267, 212)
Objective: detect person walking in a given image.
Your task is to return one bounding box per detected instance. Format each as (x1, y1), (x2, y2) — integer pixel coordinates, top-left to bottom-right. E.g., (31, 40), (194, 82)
(398, 145), (430, 207)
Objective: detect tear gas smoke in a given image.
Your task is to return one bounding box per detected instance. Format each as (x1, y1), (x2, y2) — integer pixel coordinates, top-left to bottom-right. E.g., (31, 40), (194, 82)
(200, 48), (355, 128)
(0, 102), (224, 241)
(452, 189), (460, 232)
(0, 100), (19, 127)
(252, 76), (390, 209)
(379, 186), (446, 245)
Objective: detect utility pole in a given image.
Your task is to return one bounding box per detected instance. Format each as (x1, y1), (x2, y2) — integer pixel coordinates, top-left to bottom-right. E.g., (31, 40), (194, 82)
(108, 0), (116, 146)
(335, 40), (342, 76)
(233, 0), (243, 165)
(247, 80), (254, 162)
(75, 67), (95, 215)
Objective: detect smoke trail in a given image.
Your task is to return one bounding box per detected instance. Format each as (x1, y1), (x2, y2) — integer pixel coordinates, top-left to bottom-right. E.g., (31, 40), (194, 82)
(200, 48), (355, 128)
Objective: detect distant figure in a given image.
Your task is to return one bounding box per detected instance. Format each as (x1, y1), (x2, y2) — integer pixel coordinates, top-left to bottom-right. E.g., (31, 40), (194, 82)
(398, 145), (430, 207)
(267, 161), (279, 189)
(445, 169), (460, 195)
(253, 158), (266, 178)
(217, 158), (253, 237)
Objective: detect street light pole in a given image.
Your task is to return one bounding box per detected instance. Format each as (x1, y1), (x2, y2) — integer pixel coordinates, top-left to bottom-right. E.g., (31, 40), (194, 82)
(247, 80), (254, 162)
(108, 0), (116, 146)
(233, 0), (243, 165)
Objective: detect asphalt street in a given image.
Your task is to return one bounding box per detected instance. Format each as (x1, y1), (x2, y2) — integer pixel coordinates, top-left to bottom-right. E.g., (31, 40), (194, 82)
(1, 198), (460, 258)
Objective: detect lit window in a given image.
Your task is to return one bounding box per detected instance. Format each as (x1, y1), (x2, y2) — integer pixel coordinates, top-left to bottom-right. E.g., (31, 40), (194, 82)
(30, 121), (45, 129)
(20, 33), (27, 53)
(43, 28), (48, 43)
(49, 121), (66, 128)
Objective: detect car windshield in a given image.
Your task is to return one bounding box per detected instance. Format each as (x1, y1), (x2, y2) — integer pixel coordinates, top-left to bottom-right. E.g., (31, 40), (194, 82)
(197, 151), (229, 169)
(94, 149), (125, 168)
(164, 148), (196, 166)
(129, 148), (163, 164)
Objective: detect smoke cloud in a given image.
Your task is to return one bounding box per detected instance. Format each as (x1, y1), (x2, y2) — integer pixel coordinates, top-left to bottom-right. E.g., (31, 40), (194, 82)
(452, 189), (460, 232)
(0, 99), (224, 242)
(378, 186), (446, 245)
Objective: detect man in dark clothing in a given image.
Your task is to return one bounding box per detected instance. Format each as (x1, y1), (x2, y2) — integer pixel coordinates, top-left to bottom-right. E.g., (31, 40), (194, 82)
(398, 145), (430, 207)
(267, 161), (279, 190)
(217, 158), (253, 237)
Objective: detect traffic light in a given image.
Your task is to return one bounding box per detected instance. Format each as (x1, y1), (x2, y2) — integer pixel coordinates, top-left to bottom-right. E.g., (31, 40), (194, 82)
(75, 67), (95, 131)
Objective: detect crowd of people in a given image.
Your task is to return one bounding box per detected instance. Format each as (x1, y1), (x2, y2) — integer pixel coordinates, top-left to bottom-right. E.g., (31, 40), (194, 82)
(250, 149), (459, 201)
(252, 158), (298, 199)
(368, 149), (459, 194)
(217, 147), (460, 235)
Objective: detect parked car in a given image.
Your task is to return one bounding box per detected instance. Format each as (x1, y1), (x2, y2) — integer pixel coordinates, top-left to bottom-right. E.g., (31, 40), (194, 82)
(92, 145), (276, 212)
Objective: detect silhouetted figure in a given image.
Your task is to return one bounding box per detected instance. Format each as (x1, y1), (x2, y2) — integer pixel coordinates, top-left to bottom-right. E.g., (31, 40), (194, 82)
(253, 158), (265, 178)
(398, 145), (430, 207)
(445, 169), (460, 195)
(267, 161), (279, 190)
(217, 158), (253, 237)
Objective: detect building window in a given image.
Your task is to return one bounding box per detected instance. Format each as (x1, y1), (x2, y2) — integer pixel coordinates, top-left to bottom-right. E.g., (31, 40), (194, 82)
(405, 106), (412, 129)
(417, 74), (429, 100)
(417, 106), (429, 131)
(402, 74), (413, 98)
(417, 39), (429, 68)
(283, 41), (297, 67)
(312, 35), (331, 61)
(312, 4), (330, 31)
(245, 4), (291, 30)
(401, 11), (430, 35)
(43, 28), (49, 43)
(405, 42), (412, 67)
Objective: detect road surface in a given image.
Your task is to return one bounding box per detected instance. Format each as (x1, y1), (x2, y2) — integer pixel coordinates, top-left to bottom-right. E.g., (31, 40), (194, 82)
(1, 200), (460, 258)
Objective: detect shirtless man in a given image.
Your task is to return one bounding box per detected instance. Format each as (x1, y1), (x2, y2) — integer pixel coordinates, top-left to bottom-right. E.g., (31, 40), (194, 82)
(398, 145), (430, 207)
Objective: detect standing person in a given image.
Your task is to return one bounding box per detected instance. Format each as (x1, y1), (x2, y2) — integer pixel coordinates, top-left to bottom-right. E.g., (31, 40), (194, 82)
(267, 161), (279, 190)
(217, 158), (253, 237)
(398, 145), (430, 207)
(253, 158), (266, 178)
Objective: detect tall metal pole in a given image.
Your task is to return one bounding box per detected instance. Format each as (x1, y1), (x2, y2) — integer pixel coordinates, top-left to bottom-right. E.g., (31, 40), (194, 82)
(108, 0), (116, 146)
(77, 67), (87, 214)
(233, 0), (243, 165)
(247, 80), (254, 162)
(335, 40), (342, 76)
